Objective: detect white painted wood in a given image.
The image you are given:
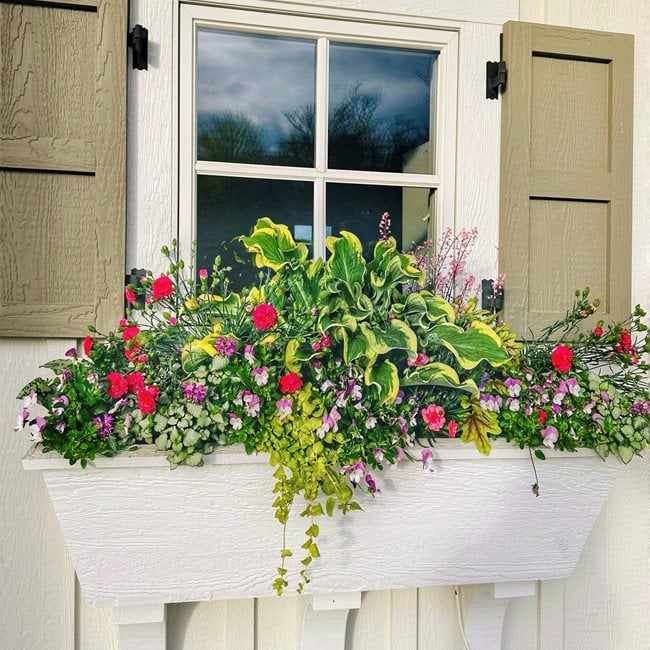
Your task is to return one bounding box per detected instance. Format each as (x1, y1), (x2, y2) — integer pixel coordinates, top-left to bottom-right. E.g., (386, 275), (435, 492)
(418, 586), (463, 649)
(0, 340), (76, 650)
(302, 592), (361, 650)
(465, 582), (536, 650)
(24, 441), (621, 609)
(113, 604), (166, 650)
(186, 0), (519, 25)
(454, 21), (503, 280)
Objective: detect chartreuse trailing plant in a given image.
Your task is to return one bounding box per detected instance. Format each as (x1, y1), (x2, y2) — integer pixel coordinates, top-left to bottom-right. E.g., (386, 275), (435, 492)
(16, 220), (650, 593)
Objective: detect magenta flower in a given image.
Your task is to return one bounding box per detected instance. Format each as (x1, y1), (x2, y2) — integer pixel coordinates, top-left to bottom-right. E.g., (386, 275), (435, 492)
(421, 448), (434, 471)
(342, 461), (365, 484)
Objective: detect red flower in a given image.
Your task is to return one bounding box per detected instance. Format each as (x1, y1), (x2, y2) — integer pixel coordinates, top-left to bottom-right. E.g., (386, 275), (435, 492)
(83, 335), (93, 356)
(137, 387), (158, 415)
(538, 409), (547, 425)
(279, 372), (302, 394)
(447, 420), (458, 438)
(106, 372), (128, 399)
(126, 372), (145, 393)
(123, 325), (140, 341)
(152, 275), (173, 300)
(319, 334), (332, 348)
(125, 287), (136, 304)
(551, 345), (573, 373)
(252, 303), (278, 330)
(593, 326), (603, 337)
(615, 329), (633, 354)
(124, 340), (142, 362)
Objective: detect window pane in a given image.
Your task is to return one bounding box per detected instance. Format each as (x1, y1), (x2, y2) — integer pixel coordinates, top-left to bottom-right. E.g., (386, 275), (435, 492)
(326, 184), (434, 255)
(328, 43), (437, 174)
(196, 30), (316, 166)
(197, 176), (313, 289)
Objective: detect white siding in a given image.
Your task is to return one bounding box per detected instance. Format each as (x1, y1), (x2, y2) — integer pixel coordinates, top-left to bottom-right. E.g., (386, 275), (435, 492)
(1, 0), (647, 648)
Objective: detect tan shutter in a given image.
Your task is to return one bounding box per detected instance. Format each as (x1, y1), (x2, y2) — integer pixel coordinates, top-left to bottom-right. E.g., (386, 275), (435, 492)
(0, 0), (127, 337)
(499, 21), (633, 338)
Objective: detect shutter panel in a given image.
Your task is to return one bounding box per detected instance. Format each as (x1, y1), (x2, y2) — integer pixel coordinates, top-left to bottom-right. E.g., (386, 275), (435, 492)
(499, 21), (633, 338)
(0, 0), (126, 337)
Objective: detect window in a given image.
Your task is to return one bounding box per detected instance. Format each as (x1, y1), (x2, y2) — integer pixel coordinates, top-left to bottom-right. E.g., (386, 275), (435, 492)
(179, 5), (458, 285)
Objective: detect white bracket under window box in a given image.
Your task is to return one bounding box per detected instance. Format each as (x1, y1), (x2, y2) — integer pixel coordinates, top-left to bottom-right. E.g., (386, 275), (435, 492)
(24, 440), (620, 649)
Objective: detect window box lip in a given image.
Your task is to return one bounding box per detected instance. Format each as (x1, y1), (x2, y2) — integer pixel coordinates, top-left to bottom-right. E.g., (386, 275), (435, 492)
(22, 439), (605, 471)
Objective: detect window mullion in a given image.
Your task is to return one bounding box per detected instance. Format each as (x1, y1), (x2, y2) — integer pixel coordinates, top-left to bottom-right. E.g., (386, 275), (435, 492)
(313, 37), (328, 258)
(315, 37), (329, 173)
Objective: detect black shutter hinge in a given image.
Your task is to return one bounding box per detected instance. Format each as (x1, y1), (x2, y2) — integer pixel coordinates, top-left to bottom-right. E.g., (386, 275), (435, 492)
(481, 279), (504, 313)
(486, 61), (507, 99)
(128, 25), (148, 70)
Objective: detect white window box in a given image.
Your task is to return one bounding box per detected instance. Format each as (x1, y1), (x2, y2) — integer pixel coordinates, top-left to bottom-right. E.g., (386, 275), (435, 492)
(23, 440), (621, 649)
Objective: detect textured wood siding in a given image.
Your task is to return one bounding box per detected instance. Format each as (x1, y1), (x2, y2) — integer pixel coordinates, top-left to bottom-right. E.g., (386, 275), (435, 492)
(499, 21), (634, 337)
(0, 0), (127, 337)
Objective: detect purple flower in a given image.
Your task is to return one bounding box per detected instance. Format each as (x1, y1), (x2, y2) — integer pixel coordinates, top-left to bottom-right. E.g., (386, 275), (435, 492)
(421, 448), (434, 471)
(244, 344), (256, 365)
(541, 425), (559, 449)
(181, 381), (207, 403)
(373, 448), (384, 463)
(275, 398), (292, 421)
(229, 413), (242, 430)
(93, 414), (114, 437)
(214, 336), (238, 358)
(342, 461), (365, 484)
(60, 368), (73, 381)
(251, 366), (269, 387)
(64, 347), (77, 357)
(365, 474), (378, 493)
(504, 377), (522, 397)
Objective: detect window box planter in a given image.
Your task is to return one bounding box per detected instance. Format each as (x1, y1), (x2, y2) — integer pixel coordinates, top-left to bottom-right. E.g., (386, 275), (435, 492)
(24, 440), (621, 650)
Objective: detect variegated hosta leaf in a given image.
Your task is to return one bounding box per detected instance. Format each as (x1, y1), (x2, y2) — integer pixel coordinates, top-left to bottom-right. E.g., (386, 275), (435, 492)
(240, 217), (308, 270)
(421, 292), (456, 323)
(402, 362), (479, 396)
(181, 338), (217, 372)
(325, 231), (366, 287)
(430, 321), (511, 369)
(372, 319), (418, 356)
(364, 359), (399, 405)
(459, 399), (502, 454)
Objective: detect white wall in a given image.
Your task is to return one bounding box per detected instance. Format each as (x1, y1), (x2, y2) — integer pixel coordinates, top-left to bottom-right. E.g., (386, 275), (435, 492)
(1, 0), (647, 648)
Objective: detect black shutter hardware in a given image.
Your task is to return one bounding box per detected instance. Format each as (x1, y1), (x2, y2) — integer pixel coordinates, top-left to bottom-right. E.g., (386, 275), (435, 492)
(128, 25), (148, 70)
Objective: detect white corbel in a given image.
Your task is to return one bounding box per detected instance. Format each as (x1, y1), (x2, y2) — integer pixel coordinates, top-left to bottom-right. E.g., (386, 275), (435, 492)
(464, 581), (537, 650)
(113, 603), (166, 650)
(302, 591), (362, 650)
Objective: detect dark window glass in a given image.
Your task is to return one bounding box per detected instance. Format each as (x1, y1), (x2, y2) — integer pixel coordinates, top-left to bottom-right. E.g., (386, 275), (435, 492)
(328, 42), (437, 173)
(196, 30), (316, 167)
(197, 176), (313, 289)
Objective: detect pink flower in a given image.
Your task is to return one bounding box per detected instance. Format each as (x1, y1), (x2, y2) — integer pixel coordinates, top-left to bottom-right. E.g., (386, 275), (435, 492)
(551, 345), (573, 373)
(252, 303), (278, 330)
(199, 269), (208, 280)
(407, 352), (429, 367)
(447, 420), (458, 438)
(421, 403), (446, 431)
(593, 326), (603, 337)
(106, 372), (128, 399)
(125, 287), (137, 304)
(169, 316), (177, 326)
(319, 334), (332, 348)
(279, 372), (302, 394)
(152, 275), (173, 299)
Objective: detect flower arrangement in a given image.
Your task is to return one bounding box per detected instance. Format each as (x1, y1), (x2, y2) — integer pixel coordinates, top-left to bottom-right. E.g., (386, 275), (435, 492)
(16, 219), (649, 594)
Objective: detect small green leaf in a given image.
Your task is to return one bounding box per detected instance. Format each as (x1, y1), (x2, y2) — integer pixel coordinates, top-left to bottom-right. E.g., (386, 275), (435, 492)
(534, 449), (546, 461)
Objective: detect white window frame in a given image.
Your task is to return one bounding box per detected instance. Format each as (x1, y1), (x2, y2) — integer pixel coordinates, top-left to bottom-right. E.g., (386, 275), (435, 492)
(178, 2), (458, 260)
